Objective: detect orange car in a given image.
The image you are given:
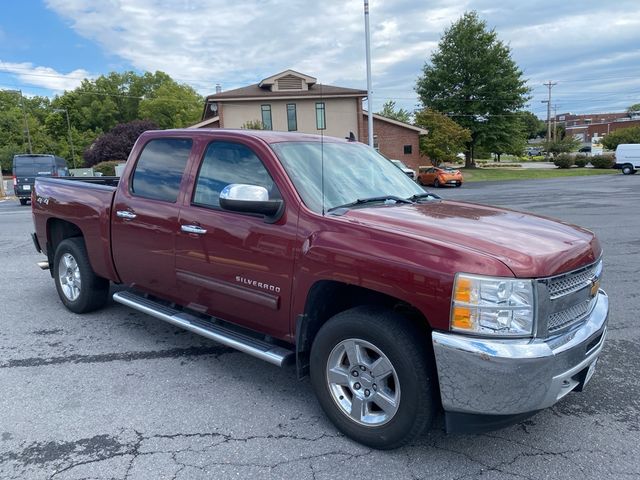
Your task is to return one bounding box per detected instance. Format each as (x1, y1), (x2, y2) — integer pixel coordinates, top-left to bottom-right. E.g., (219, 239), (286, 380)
(417, 166), (463, 187)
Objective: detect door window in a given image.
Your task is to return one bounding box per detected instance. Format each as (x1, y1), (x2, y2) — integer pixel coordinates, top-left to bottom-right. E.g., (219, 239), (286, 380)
(131, 138), (192, 202)
(193, 142), (281, 209)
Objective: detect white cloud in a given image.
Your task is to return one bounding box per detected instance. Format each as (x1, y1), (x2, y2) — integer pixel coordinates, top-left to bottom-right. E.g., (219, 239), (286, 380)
(20, 0), (640, 116)
(0, 61), (90, 92)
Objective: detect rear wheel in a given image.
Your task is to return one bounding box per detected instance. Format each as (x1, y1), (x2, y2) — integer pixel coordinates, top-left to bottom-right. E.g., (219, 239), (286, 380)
(53, 238), (109, 313)
(310, 306), (435, 449)
(434, 178), (440, 188)
(19, 199), (28, 206)
(622, 164), (634, 175)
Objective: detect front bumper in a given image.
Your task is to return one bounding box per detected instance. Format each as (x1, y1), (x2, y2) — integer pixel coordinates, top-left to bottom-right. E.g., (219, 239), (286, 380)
(432, 290), (608, 431)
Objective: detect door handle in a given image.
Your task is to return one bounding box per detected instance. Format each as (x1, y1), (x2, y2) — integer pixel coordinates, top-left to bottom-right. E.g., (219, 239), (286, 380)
(181, 224), (207, 235)
(116, 210), (137, 219)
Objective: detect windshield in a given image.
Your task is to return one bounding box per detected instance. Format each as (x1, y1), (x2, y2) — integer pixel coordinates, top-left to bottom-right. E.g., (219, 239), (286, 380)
(272, 141), (424, 213)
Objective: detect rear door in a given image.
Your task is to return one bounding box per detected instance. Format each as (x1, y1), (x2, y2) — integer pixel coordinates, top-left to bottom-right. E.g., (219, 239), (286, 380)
(174, 139), (298, 339)
(111, 137), (193, 298)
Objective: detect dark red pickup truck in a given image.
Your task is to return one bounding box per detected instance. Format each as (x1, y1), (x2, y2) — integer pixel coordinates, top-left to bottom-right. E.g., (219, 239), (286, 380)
(31, 129), (608, 449)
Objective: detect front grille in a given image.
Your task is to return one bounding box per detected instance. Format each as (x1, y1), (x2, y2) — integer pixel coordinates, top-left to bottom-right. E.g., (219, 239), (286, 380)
(542, 259), (602, 334)
(548, 298), (595, 332)
(547, 261), (600, 299)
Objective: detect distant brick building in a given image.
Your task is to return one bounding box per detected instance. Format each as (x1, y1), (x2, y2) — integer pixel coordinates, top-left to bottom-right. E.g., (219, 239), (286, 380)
(191, 70), (428, 170)
(555, 111), (640, 143)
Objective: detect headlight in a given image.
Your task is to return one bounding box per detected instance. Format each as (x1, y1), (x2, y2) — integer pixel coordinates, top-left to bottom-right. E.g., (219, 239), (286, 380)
(451, 273), (535, 337)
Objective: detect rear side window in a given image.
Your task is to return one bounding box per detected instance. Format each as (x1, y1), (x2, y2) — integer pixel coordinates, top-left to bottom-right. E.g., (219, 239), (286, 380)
(131, 138), (192, 202)
(193, 141), (280, 209)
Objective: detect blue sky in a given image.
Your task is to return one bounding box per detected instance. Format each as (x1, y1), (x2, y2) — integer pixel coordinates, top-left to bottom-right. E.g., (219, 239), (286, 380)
(1, 0), (639, 119)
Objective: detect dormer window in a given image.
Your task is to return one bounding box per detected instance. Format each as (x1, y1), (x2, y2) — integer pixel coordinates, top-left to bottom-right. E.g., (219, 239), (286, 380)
(259, 70), (316, 92)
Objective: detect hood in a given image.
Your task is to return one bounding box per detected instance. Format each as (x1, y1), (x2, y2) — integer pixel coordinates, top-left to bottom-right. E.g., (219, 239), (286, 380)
(338, 200), (601, 278)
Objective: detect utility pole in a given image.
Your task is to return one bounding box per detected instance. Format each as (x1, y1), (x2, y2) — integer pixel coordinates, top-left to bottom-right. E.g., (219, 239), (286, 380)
(542, 81), (557, 144)
(54, 108), (76, 168)
(553, 104), (558, 141)
(364, 0), (374, 148)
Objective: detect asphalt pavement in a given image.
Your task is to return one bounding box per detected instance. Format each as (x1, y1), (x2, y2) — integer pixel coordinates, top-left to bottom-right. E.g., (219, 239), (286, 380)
(0, 173), (639, 479)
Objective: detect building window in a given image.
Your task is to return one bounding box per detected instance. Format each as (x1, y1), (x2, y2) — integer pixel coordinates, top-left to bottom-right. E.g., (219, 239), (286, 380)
(403, 145), (412, 155)
(315, 102), (326, 130)
(286, 103), (297, 131)
(373, 134), (379, 151)
(261, 105), (272, 130)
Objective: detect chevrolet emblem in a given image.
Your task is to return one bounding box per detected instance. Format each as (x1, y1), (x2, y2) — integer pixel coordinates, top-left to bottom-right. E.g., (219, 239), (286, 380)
(590, 277), (601, 298)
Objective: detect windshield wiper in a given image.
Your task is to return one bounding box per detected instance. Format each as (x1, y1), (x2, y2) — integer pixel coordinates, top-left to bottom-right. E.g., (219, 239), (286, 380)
(407, 192), (441, 202)
(327, 195), (413, 213)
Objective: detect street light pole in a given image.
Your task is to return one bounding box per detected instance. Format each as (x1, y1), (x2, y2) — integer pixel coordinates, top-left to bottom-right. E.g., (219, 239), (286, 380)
(54, 108), (76, 168)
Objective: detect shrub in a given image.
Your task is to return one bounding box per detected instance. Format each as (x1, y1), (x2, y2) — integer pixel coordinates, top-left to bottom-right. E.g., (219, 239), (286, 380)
(590, 155), (615, 169)
(574, 154), (588, 168)
(553, 153), (574, 169)
(93, 161), (121, 176)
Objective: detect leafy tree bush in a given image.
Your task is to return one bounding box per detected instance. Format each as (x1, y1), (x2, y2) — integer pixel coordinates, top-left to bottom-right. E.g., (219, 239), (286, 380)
(93, 161), (121, 176)
(553, 154), (574, 169)
(83, 120), (157, 167)
(590, 155), (615, 169)
(414, 108), (471, 163)
(240, 119), (265, 130)
(377, 100), (411, 123)
(601, 127), (640, 150)
(544, 136), (580, 155)
(574, 154), (588, 168)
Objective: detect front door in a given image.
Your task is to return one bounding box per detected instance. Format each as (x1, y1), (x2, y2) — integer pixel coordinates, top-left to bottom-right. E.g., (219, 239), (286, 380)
(175, 140), (298, 340)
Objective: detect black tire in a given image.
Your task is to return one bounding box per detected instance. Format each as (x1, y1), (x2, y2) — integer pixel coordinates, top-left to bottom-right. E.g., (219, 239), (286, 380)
(53, 238), (109, 313)
(622, 164), (634, 175)
(19, 199), (28, 206)
(310, 306), (435, 449)
(434, 178), (440, 188)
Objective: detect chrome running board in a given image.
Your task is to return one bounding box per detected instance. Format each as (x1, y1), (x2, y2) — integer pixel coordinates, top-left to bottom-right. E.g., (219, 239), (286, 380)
(113, 290), (294, 367)
(37, 261), (50, 270)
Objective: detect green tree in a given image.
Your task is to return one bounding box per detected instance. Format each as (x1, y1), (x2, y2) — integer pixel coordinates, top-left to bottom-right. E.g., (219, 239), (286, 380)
(139, 82), (202, 129)
(483, 116), (527, 161)
(627, 103), (640, 114)
(543, 135), (580, 155)
(602, 126), (640, 150)
(377, 100), (411, 123)
(518, 111), (545, 139)
(416, 11), (530, 168)
(414, 108), (471, 164)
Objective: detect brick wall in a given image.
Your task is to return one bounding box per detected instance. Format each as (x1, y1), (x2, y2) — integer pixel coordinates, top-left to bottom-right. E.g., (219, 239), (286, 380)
(359, 116), (427, 171)
(567, 119), (640, 142)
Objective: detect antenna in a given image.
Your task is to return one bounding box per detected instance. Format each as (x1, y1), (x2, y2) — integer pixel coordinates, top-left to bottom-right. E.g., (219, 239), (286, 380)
(320, 82), (325, 216)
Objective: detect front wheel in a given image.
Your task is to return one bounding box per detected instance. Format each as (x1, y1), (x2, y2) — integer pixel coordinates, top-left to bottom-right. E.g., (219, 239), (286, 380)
(622, 164), (634, 175)
(53, 238), (109, 313)
(310, 306), (435, 449)
(434, 178), (440, 188)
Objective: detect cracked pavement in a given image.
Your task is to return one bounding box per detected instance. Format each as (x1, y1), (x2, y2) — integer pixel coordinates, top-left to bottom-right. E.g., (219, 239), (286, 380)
(1, 174), (639, 479)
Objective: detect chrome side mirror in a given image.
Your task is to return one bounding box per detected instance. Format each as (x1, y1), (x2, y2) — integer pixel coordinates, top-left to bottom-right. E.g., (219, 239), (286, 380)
(219, 184), (284, 223)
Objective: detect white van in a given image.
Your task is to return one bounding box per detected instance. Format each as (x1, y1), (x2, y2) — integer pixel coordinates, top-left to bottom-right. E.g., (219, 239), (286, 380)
(614, 144), (640, 174)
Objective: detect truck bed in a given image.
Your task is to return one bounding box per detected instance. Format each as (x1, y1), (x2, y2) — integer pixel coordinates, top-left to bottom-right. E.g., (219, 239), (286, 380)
(32, 176), (120, 282)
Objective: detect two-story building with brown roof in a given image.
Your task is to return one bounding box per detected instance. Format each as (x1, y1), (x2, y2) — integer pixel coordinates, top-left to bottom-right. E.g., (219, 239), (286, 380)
(191, 70), (428, 170)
